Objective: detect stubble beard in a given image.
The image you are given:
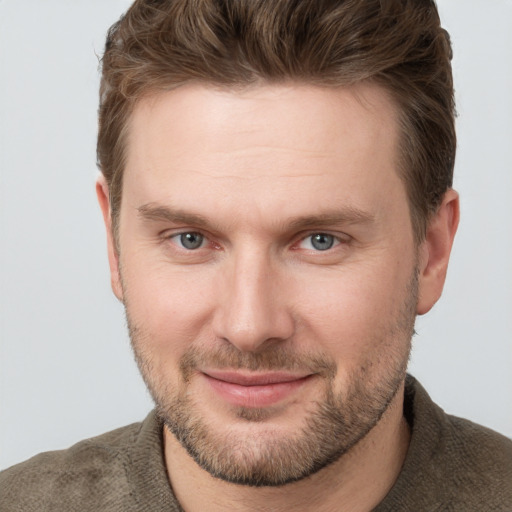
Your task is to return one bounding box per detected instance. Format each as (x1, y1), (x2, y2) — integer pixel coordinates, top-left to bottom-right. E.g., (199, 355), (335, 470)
(125, 272), (417, 487)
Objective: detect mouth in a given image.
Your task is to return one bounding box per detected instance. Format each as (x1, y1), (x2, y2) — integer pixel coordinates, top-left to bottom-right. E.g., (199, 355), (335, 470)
(200, 370), (314, 408)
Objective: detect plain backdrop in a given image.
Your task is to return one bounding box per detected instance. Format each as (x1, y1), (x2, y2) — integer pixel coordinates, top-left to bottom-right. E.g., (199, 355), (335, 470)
(0, 0), (511, 470)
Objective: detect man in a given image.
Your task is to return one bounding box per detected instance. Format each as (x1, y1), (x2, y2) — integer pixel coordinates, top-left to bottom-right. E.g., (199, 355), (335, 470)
(1, 0), (511, 510)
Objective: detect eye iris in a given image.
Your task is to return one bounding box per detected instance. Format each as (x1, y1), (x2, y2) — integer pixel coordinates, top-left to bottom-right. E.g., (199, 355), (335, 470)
(180, 232), (204, 250)
(311, 234), (334, 251)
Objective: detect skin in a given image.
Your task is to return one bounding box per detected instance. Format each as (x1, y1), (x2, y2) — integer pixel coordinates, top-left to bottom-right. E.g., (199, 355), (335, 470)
(97, 82), (459, 511)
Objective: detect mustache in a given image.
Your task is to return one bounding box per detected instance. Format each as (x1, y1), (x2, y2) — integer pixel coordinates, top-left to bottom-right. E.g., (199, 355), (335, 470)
(179, 344), (337, 381)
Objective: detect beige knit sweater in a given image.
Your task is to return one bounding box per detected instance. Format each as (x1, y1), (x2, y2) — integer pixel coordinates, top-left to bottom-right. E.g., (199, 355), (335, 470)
(1, 376), (511, 511)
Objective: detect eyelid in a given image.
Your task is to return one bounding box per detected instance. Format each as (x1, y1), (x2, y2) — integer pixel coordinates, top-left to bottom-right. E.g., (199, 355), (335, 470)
(161, 227), (206, 240)
(163, 229), (223, 253)
(298, 234), (338, 251)
(160, 229), (349, 253)
(293, 230), (351, 248)
(170, 231), (206, 249)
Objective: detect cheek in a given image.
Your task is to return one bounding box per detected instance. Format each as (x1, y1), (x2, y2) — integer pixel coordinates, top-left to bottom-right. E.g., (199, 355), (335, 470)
(121, 256), (217, 355)
(292, 260), (412, 357)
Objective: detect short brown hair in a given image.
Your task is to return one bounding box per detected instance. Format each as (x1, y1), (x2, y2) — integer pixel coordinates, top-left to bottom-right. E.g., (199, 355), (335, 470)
(97, 0), (455, 243)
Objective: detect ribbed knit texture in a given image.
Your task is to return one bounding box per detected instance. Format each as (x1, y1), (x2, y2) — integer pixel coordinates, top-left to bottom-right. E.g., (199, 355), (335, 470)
(1, 376), (511, 511)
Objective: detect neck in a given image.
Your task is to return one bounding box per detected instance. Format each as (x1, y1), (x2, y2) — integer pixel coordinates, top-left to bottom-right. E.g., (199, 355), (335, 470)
(163, 382), (410, 512)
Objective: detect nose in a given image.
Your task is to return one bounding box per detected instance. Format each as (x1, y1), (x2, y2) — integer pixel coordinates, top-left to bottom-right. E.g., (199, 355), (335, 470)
(212, 248), (294, 352)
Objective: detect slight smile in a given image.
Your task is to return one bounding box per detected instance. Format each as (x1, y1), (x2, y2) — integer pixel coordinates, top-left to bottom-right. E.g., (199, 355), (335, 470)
(201, 370), (314, 408)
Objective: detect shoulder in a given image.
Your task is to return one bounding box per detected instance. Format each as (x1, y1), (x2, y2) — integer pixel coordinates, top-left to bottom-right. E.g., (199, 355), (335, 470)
(0, 419), (145, 512)
(411, 376), (512, 509)
(438, 411), (512, 506)
(378, 376), (512, 511)
(443, 411), (512, 464)
(408, 376), (512, 483)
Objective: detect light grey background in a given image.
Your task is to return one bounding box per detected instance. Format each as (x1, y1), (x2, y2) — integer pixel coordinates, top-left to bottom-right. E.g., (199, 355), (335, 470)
(0, 0), (511, 470)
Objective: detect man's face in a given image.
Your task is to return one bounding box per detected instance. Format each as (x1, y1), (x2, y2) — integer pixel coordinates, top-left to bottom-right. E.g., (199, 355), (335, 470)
(111, 83), (420, 485)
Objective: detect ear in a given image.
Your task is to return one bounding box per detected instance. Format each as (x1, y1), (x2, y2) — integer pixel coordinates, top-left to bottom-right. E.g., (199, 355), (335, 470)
(96, 174), (124, 302)
(417, 189), (460, 315)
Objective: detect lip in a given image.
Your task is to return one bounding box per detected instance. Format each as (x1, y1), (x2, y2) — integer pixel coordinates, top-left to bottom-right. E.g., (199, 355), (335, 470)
(201, 370), (313, 408)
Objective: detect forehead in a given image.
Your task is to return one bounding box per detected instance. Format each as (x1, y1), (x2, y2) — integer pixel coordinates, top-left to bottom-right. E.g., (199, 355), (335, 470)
(126, 82), (398, 168)
(122, 82), (405, 227)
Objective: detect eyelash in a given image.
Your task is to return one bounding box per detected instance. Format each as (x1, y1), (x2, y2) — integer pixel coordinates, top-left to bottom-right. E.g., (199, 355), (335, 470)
(170, 232), (208, 250)
(165, 231), (348, 253)
(296, 233), (342, 252)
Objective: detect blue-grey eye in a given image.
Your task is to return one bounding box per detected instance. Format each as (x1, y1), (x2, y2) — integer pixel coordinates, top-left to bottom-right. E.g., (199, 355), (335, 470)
(179, 232), (205, 250)
(310, 233), (335, 251)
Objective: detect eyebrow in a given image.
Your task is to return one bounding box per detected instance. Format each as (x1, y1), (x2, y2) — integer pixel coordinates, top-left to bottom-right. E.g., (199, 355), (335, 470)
(137, 202), (375, 231)
(286, 208), (375, 231)
(138, 203), (212, 229)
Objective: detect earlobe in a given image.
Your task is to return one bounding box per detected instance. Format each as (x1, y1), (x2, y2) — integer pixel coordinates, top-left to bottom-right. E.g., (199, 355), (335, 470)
(96, 174), (124, 302)
(417, 189), (460, 315)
